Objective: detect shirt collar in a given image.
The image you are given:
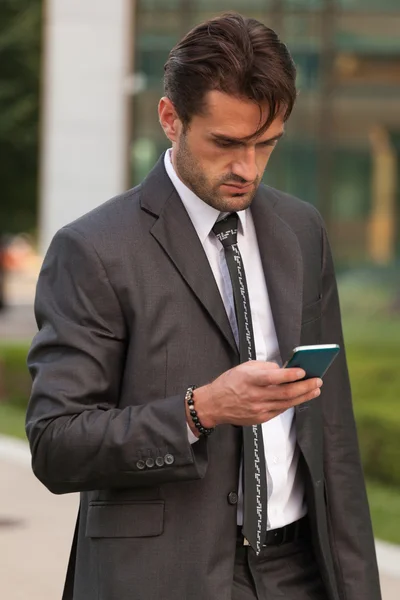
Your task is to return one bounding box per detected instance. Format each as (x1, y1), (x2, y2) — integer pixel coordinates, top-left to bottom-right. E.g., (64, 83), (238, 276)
(164, 149), (247, 244)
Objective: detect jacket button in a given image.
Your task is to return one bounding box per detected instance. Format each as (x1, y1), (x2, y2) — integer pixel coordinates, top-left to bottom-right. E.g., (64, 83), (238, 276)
(164, 453), (175, 465)
(136, 460), (145, 470)
(155, 456), (164, 467)
(145, 458), (155, 468)
(227, 492), (238, 505)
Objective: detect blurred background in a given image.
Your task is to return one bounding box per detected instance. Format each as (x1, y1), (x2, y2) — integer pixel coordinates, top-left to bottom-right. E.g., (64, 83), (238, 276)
(0, 1), (399, 598)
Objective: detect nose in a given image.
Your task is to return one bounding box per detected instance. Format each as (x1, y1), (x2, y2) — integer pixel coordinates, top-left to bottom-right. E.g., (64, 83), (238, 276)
(231, 146), (258, 183)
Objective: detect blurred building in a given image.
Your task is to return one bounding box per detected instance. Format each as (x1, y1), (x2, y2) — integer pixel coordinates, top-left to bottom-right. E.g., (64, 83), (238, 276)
(41, 0), (400, 267)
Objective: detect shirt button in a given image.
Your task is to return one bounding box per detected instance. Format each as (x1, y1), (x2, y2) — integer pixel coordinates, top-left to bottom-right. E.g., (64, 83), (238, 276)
(164, 453), (175, 465)
(273, 456), (279, 464)
(136, 460), (145, 470)
(155, 456), (164, 467)
(227, 492), (238, 505)
(145, 458), (155, 468)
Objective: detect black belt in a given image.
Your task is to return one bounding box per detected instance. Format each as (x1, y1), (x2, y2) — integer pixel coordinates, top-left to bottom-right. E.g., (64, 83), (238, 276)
(236, 516), (309, 547)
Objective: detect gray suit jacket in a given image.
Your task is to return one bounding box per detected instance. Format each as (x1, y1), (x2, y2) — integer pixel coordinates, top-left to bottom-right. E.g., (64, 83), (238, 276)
(26, 155), (381, 600)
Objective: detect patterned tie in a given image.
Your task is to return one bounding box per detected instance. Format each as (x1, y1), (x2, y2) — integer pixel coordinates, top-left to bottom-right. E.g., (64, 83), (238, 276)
(213, 213), (268, 555)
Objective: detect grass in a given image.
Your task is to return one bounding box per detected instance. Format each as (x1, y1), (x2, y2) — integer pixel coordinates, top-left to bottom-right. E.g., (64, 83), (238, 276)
(0, 343), (31, 410)
(342, 316), (400, 420)
(367, 480), (400, 545)
(0, 402), (27, 440)
(333, 315), (400, 542)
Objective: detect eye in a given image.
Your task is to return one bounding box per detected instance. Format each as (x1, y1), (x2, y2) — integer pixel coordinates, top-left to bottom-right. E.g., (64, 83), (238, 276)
(258, 140), (278, 148)
(214, 139), (239, 149)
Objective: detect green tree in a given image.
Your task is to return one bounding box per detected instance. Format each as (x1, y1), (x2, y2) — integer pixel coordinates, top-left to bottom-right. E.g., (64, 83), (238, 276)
(0, 0), (42, 235)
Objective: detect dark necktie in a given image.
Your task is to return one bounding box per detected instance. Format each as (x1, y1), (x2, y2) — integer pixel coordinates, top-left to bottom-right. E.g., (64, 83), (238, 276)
(213, 213), (268, 554)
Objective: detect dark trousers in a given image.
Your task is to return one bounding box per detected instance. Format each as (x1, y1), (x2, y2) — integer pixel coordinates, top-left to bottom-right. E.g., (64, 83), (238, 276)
(232, 536), (328, 599)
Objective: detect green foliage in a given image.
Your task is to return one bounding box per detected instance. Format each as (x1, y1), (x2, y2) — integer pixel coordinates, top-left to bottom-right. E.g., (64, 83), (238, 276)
(0, 343), (31, 409)
(344, 317), (400, 489)
(0, 0), (42, 234)
(0, 401), (26, 439)
(366, 480), (400, 546)
(357, 416), (400, 488)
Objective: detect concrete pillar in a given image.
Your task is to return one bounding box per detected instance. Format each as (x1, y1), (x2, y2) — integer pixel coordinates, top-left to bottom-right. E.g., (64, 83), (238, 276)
(39, 0), (134, 254)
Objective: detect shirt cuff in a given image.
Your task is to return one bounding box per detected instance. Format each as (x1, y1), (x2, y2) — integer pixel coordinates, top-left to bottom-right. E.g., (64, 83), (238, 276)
(187, 423), (200, 444)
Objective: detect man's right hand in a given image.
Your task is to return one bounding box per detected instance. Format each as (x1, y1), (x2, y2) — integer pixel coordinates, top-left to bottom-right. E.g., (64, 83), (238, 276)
(190, 361), (322, 430)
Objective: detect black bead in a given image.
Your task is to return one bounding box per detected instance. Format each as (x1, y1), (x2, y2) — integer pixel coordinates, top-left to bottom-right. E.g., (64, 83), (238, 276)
(185, 385), (214, 437)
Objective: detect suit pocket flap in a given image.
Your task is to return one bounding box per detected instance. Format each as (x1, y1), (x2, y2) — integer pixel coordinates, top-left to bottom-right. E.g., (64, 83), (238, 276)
(86, 501), (164, 538)
(302, 297), (322, 324)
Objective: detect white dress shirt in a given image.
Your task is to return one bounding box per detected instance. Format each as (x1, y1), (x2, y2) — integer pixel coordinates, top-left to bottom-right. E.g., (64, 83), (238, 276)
(164, 150), (307, 530)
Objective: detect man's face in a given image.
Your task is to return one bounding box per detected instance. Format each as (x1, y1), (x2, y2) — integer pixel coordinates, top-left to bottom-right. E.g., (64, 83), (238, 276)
(160, 90), (285, 212)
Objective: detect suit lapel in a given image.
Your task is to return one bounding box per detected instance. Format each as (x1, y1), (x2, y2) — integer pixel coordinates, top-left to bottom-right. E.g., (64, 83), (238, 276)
(141, 156), (238, 357)
(140, 157), (304, 363)
(251, 189), (303, 365)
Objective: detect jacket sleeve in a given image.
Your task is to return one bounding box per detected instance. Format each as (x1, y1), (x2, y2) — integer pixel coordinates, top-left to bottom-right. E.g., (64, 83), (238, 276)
(319, 222), (381, 599)
(26, 226), (208, 495)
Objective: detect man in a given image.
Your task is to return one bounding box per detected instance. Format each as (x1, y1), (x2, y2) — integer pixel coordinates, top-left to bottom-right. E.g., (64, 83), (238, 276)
(26, 13), (381, 600)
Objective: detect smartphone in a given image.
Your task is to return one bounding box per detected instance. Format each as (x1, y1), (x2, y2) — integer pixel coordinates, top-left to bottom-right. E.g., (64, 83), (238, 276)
(283, 344), (340, 380)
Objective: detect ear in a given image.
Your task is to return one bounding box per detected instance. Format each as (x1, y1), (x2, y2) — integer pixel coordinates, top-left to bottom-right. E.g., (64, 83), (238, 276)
(158, 97), (182, 142)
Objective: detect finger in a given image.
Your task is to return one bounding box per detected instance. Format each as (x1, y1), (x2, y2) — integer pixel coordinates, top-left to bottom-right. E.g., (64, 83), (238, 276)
(268, 377), (322, 401)
(267, 386), (321, 412)
(252, 366), (306, 386)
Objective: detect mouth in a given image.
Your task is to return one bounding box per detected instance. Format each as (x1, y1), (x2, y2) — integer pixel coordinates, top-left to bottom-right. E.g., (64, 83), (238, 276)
(221, 183), (254, 194)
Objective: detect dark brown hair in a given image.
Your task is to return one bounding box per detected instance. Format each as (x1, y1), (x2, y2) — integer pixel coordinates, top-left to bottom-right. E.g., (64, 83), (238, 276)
(164, 12), (297, 138)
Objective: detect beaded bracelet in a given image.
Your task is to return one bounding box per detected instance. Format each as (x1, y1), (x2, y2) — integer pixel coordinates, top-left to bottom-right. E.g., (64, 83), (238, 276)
(185, 385), (215, 437)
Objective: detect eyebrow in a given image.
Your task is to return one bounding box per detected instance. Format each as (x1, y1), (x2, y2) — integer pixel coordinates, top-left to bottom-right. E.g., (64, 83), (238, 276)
(210, 131), (285, 145)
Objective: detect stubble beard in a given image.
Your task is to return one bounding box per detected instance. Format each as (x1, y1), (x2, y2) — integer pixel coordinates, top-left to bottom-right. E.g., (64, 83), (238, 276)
(174, 133), (259, 213)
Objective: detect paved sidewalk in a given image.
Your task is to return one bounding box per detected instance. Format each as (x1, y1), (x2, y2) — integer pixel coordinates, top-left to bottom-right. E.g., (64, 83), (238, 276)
(0, 270), (38, 343)
(0, 456), (78, 599)
(0, 304), (37, 343)
(1, 440), (399, 599)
